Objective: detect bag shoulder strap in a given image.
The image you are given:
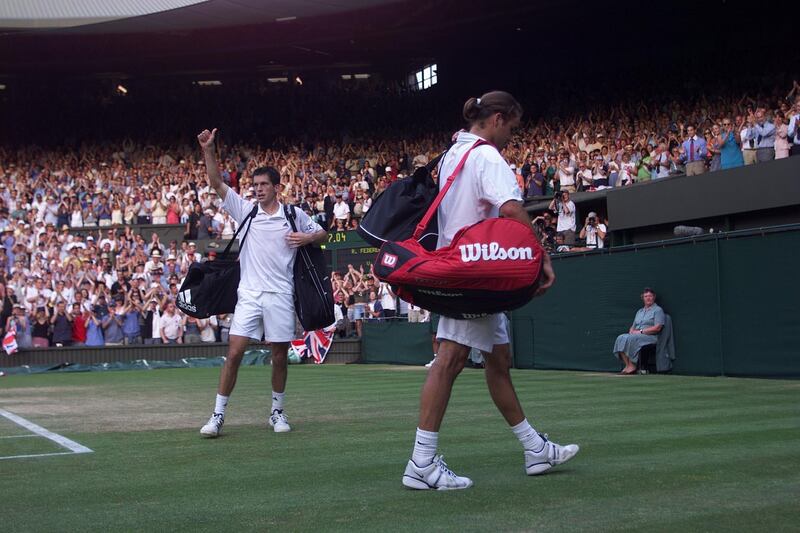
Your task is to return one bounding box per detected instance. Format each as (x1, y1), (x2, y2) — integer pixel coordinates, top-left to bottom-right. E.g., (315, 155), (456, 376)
(221, 204), (258, 259)
(284, 203), (298, 232)
(412, 139), (489, 240)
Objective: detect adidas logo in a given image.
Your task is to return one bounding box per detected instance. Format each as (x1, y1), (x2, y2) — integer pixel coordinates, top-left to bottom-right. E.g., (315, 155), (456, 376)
(177, 289), (197, 313)
(459, 242), (533, 263)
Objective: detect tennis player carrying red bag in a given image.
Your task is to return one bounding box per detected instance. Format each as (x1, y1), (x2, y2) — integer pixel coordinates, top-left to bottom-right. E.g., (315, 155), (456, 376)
(373, 138), (547, 319)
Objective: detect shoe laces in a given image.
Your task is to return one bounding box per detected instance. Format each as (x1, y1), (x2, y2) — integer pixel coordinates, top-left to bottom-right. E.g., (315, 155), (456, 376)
(433, 455), (458, 480)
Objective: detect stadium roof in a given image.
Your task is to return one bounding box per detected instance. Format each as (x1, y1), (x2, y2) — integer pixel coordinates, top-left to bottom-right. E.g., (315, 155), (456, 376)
(0, 0), (398, 32)
(0, 0), (777, 80)
(0, 0), (559, 78)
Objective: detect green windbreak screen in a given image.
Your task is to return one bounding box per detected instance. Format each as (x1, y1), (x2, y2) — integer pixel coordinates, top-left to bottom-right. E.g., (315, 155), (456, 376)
(512, 229), (800, 377)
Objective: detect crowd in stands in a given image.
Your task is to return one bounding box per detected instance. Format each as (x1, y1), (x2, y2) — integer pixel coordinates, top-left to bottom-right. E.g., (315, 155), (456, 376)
(1, 76), (798, 348)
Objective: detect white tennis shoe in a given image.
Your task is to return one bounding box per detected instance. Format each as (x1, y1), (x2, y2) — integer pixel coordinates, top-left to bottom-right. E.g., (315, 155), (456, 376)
(524, 434), (580, 475)
(268, 410), (291, 433)
(402, 455), (473, 490)
(200, 413), (224, 438)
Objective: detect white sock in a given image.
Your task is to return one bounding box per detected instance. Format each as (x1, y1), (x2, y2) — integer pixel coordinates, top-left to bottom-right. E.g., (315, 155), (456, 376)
(271, 391), (285, 413)
(511, 419), (545, 452)
(214, 394), (229, 416)
(412, 428), (438, 466)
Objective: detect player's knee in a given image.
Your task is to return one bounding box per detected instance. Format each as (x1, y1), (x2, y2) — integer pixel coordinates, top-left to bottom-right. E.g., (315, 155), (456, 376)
(225, 345), (246, 363)
(436, 353), (467, 376)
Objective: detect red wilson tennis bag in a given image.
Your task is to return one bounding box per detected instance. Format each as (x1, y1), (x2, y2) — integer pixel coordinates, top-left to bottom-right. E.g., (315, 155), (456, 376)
(373, 140), (544, 319)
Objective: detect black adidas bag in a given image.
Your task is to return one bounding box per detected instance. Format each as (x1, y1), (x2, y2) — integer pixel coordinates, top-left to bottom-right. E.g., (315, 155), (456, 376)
(176, 205), (257, 318)
(357, 152), (445, 251)
(284, 204), (336, 331)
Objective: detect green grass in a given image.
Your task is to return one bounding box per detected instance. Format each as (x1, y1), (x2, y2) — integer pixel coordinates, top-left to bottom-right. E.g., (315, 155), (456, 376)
(1, 365), (799, 532)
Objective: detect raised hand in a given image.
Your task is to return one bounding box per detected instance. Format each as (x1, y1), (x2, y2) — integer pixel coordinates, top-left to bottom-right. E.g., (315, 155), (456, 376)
(197, 129), (217, 150)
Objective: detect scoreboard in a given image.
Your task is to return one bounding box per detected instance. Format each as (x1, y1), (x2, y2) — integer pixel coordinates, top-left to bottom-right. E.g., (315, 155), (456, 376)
(321, 230), (379, 274)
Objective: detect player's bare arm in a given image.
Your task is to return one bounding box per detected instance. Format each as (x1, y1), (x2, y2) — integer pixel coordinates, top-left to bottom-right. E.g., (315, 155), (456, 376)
(197, 128), (229, 200)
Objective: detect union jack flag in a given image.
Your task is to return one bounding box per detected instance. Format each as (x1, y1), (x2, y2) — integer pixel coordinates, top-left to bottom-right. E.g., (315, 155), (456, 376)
(290, 326), (335, 364)
(3, 329), (18, 355)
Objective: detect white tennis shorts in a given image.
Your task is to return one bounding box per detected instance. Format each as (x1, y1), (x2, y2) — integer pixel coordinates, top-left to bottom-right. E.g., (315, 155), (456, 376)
(436, 313), (509, 354)
(229, 288), (296, 342)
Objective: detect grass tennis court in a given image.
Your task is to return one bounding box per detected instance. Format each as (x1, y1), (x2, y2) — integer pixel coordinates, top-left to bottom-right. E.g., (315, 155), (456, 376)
(1, 365), (799, 532)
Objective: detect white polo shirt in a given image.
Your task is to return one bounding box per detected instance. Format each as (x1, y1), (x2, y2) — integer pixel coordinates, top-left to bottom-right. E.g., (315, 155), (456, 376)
(333, 200), (350, 221)
(436, 131), (522, 248)
(222, 188), (322, 295)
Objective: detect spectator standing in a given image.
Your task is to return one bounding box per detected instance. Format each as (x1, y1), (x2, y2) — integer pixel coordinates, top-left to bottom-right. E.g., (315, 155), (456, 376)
(773, 111), (790, 159)
(198, 316), (217, 343)
(217, 313), (232, 343)
(197, 209), (214, 240)
(741, 120), (758, 165)
(0, 281), (13, 333)
(186, 203), (202, 240)
(85, 307), (105, 347)
(718, 118), (745, 169)
(102, 300), (125, 346)
(121, 296), (142, 344)
(549, 190), (577, 245)
(788, 96), (800, 157)
(71, 302), (87, 346)
(408, 303), (425, 323)
(708, 125), (722, 172)
(653, 144), (671, 178)
(680, 125), (707, 176)
(576, 162), (593, 190)
(7, 304), (32, 349)
(151, 195), (168, 224)
(525, 163), (545, 197)
(31, 309), (50, 348)
(578, 212), (607, 249)
(377, 281), (397, 319)
(556, 156), (576, 192)
(743, 110), (776, 163)
(183, 315), (203, 343)
(367, 291), (383, 320)
(332, 193), (350, 229)
(50, 301), (73, 347)
(160, 301), (183, 344)
(141, 299), (161, 345)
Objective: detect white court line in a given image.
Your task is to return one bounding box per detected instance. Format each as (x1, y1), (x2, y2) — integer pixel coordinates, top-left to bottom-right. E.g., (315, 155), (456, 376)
(0, 451), (79, 461)
(0, 434), (38, 439)
(0, 408), (93, 455)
